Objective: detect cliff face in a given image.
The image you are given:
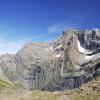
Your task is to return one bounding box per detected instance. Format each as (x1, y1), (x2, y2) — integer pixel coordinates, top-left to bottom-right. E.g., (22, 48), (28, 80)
(0, 28), (100, 91)
(78, 29), (100, 51)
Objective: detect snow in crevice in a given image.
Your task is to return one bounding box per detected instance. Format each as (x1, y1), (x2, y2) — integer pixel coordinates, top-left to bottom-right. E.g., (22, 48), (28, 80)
(54, 44), (62, 50)
(45, 46), (53, 51)
(75, 65), (80, 70)
(50, 46), (53, 51)
(77, 40), (85, 54)
(77, 40), (94, 60)
(77, 40), (93, 54)
(85, 55), (95, 60)
(55, 54), (61, 57)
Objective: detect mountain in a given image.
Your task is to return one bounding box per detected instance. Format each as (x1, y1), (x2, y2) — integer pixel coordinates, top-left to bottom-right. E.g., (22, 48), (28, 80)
(0, 28), (100, 91)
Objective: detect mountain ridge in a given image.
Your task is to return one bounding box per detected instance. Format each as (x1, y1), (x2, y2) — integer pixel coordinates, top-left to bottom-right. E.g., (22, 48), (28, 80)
(0, 28), (100, 91)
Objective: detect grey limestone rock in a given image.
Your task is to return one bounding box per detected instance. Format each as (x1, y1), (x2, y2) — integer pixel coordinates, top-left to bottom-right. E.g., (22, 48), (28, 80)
(0, 28), (100, 91)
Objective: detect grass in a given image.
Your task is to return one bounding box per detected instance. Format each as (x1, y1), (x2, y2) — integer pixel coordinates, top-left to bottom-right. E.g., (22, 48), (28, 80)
(0, 77), (100, 100)
(0, 79), (15, 89)
(31, 90), (59, 100)
(75, 94), (100, 100)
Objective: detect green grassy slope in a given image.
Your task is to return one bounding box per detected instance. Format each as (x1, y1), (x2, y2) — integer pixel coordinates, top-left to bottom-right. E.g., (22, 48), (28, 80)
(0, 79), (15, 90)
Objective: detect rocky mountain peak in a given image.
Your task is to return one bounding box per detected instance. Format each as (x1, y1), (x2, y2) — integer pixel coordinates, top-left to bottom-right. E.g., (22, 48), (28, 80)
(0, 28), (100, 91)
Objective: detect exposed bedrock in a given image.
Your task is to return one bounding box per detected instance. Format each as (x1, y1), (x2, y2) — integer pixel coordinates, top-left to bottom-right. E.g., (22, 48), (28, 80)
(0, 28), (100, 91)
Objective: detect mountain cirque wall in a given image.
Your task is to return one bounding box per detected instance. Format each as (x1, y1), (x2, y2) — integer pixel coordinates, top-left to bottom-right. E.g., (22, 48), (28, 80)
(0, 28), (100, 91)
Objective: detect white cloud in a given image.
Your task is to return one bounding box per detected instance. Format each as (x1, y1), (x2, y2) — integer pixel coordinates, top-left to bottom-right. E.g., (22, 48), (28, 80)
(0, 40), (26, 55)
(48, 15), (88, 34)
(0, 29), (24, 55)
(0, 31), (49, 55)
(48, 24), (65, 33)
(0, 15), (87, 55)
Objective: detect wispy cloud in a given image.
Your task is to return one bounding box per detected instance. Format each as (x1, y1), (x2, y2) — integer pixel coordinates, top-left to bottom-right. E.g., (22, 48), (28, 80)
(48, 15), (88, 34)
(46, 15), (89, 43)
(0, 35), (49, 55)
(48, 24), (65, 33)
(0, 28), (48, 55)
(0, 33), (25, 55)
(0, 15), (88, 55)
(0, 41), (25, 55)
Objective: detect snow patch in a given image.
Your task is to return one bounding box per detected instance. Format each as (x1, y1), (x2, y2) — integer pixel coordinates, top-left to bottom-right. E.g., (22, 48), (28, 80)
(75, 65), (80, 70)
(81, 70), (85, 74)
(55, 54), (61, 57)
(45, 46), (53, 51)
(77, 40), (92, 54)
(50, 46), (53, 51)
(54, 44), (62, 50)
(77, 40), (85, 53)
(77, 40), (94, 60)
(85, 55), (95, 60)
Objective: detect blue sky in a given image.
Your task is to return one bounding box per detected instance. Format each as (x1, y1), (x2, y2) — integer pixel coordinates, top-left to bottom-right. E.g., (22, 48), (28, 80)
(0, 0), (100, 54)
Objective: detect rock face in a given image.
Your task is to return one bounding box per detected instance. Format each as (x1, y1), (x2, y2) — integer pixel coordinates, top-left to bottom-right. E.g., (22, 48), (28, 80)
(78, 29), (100, 51)
(0, 28), (100, 91)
